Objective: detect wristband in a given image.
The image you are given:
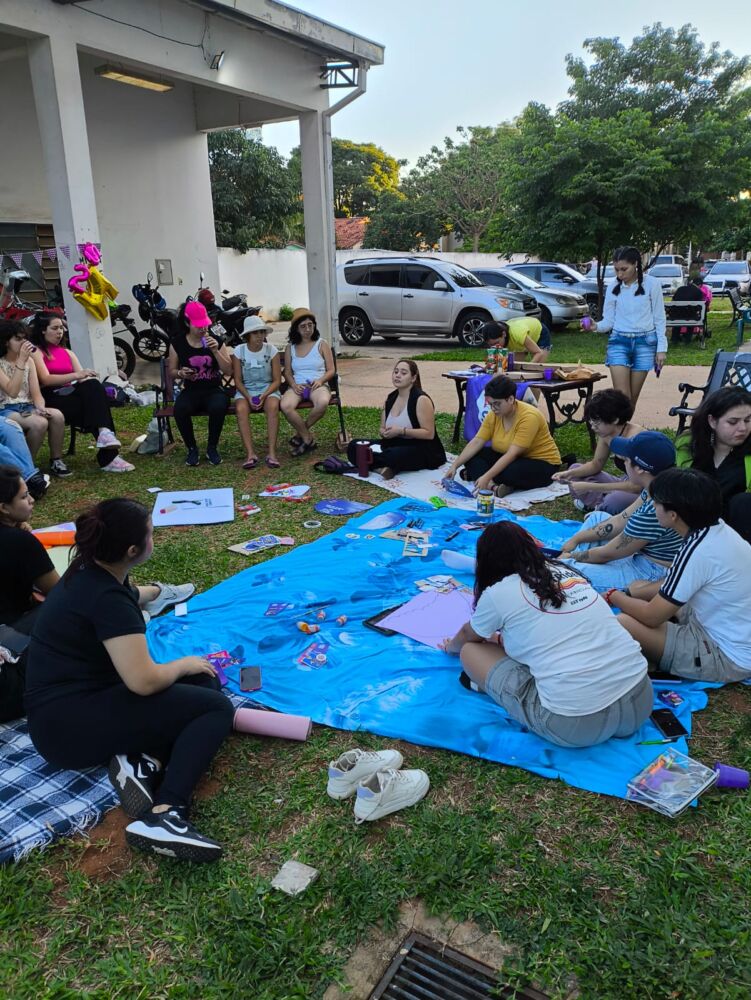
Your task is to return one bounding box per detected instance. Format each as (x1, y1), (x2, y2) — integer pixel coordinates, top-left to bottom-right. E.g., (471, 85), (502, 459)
(603, 588), (618, 606)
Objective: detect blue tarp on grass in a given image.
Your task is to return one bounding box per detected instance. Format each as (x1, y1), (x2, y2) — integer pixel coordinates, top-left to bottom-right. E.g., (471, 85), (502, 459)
(147, 498), (712, 801)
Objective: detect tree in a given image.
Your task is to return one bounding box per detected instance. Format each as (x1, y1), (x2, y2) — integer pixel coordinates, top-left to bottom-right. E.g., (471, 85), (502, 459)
(362, 190), (445, 251)
(409, 126), (511, 252)
(711, 200), (751, 257)
(208, 130), (298, 252)
(288, 139), (403, 218)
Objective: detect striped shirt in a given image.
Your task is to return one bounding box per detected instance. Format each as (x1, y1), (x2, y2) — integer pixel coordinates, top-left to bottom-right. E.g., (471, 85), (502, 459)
(623, 489), (683, 564)
(659, 521), (751, 667)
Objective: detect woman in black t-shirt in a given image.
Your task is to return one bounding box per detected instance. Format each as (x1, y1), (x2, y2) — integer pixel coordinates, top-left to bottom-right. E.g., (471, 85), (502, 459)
(676, 386), (751, 543)
(26, 498), (234, 862)
(0, 464), (58, 722)
(167, 301), (233, 467)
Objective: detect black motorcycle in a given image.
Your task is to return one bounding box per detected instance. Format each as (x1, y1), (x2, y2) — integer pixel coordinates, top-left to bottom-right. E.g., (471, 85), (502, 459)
(131, 274), (175, 362)
(195, 275), (261, 347)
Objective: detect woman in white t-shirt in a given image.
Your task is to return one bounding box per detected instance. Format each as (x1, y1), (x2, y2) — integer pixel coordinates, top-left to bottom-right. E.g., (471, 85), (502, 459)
(232, 316), (282, 469)
(440, 521), (652, 747)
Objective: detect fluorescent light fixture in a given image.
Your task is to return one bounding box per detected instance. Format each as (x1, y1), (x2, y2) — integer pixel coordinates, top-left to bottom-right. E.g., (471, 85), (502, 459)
(95, 64), (174, 92)
(209, 51), (225, 71)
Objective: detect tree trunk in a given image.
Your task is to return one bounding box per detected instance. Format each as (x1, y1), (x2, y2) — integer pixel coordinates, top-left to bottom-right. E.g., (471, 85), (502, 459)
(472, 232), (480, 253)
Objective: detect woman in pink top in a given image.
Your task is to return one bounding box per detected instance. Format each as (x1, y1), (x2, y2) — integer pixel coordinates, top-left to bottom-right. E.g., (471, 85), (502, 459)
(29, 312), (133, 473)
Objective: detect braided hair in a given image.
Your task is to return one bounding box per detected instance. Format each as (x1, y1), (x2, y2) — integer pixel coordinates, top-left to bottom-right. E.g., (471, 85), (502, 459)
(611, 246), (645, 297)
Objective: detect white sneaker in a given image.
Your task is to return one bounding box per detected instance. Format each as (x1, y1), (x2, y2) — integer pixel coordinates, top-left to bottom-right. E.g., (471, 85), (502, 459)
(143, 582), (195, 617)
(353, 767), (430, 824)
(572, 498), (586, 511)
(327, 747), (404, 800)
(96, 428), (122, 449)
(101, 455), (135, 472)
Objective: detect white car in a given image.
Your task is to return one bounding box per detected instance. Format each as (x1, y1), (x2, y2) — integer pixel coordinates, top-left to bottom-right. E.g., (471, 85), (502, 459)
(646, 264), (685, 294)
(704, 261), (751, 296)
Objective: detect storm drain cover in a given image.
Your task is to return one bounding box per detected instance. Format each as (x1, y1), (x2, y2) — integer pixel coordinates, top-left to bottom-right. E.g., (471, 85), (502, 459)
(369, 931), (549, 999)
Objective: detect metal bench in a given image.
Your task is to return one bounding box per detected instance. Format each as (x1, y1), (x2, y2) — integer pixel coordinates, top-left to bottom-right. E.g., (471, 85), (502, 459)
(665, 300), (708, 348)
(668, 349), (751, 435)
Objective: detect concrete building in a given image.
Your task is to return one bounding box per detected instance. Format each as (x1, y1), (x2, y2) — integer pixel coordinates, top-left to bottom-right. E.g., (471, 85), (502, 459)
(0, 0), (383, 370)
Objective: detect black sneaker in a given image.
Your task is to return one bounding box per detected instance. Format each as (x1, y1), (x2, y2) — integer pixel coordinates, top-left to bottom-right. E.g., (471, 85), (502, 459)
(459, 670), (479, 693)
(50, 458), (73, 478)
(108, 753), (162, 818)
(206, 447), (222, 466)
(125, 809), (223, 862)
(185, 447), (200, 467)
(26, 472), (49, 500)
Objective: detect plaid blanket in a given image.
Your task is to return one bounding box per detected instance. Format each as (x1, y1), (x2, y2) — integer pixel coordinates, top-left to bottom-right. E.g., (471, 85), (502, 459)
(0, 718), (117, 864)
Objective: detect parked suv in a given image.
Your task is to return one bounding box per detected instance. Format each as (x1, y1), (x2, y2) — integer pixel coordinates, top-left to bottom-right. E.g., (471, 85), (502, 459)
(505, 261), (599, 315)
(337, 257), (541, 347)
(470, 266), (588, 329)
(704, 260), (751, 296)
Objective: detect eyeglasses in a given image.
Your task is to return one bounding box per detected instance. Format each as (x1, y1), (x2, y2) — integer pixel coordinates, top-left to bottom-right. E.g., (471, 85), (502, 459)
(485, 399), (507, 411)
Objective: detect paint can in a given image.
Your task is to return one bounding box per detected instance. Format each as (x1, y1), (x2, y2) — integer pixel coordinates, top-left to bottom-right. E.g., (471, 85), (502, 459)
(476, 489), (494, 519)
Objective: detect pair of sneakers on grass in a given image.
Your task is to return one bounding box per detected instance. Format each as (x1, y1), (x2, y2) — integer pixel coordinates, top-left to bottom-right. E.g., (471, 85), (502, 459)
(327, 748), (430, 824)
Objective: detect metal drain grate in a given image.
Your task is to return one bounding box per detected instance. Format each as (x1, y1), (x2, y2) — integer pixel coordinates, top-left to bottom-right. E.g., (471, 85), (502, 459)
(369, 932), (549, 999)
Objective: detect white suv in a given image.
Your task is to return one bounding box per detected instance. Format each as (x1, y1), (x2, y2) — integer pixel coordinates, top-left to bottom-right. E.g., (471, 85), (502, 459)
(337, 256), (541, 347)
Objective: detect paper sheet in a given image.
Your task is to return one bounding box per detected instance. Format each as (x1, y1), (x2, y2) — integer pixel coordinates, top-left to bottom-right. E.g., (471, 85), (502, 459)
(377, 588), (475, 649)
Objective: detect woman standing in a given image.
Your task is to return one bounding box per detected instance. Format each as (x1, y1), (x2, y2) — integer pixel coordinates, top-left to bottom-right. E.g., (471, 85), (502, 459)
(0, 320), (69, 477)
(167, 301), (233, 467)
(590, 246), (666, 406)
(281, 308), (335, 457)
(444, 375), (561, 497)
(440, 522), (652, 748)
(25, 498), (233, 862)
(346, 359), (446, 479)
(676, 386), (751, 542)
(29, 311), (133, 473)
(231, 315), (282, 469)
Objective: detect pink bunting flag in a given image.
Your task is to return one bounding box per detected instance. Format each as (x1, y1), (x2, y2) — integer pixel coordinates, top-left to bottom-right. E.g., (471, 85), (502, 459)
(59, 245), (71, 260)
(9, 253), (23, 268)
(31, 251), (43, 265)
(45, 248), (57, 262)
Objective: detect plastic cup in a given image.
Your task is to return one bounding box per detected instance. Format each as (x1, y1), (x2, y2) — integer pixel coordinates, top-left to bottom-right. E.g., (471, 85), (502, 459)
(251, 395), (261, 407)
(234, 707), (312, 741)
(581, 316), (593, 331)
(543, 368), (554, 381)
(714, 762), (750, 790)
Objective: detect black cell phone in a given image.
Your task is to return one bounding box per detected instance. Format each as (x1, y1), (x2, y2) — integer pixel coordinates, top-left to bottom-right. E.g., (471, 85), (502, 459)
(649, 670), (683, 684)
(239, 666), (262, 692)
(650, 708), (688, 740)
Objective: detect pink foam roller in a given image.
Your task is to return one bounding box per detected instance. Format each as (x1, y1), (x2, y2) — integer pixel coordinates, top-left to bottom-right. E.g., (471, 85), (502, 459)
(233, 707), (312, 741)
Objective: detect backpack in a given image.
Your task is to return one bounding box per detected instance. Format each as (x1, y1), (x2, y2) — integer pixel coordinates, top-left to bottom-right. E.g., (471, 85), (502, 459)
(313, 456), (356, 475)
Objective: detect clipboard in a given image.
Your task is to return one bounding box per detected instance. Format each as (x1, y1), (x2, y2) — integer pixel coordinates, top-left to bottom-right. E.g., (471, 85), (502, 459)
(363, 603), (407, 637)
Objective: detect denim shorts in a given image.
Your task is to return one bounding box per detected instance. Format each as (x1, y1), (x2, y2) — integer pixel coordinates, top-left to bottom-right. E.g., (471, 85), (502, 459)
(605, 332), (657, 371)
(538, 324), (552, 350)
(1, 402), (35, 416)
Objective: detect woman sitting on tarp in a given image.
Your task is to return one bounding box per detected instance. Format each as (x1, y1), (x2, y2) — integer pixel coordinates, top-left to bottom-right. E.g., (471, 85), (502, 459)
(675, 385), (751, 543)
(440, 521), (651, 748)
(444, 375), (561, 497)
(25, 498), (233, 862)
(346, 359), (445, 480)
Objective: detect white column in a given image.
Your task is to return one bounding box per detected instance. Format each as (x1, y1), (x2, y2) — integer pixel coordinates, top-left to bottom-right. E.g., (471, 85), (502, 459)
(299, 110), (338, 348)
(27, 36), (116, 374)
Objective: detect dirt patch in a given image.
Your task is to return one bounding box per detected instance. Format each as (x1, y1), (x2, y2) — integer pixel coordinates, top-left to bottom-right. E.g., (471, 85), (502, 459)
(720, 687), (751, 716)
(76, 807), (131, 881)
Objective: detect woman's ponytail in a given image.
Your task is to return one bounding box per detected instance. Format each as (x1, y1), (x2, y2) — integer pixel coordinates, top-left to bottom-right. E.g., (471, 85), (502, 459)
(66, 498), (150, 578)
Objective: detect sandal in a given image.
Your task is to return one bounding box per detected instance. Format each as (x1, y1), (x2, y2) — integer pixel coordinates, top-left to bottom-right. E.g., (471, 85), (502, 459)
(242, 457), (260, 470)
(292, 439), (317, 457)
(265, 456), (281, 469)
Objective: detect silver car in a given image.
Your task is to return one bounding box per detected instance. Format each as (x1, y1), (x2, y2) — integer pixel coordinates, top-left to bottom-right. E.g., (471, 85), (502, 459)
(471, 266), (588, 329)
(337, 256), (541, 347)
(506, 261), (599, 314)
(646, 264), (684, 294)
(704, 260), (751, 296)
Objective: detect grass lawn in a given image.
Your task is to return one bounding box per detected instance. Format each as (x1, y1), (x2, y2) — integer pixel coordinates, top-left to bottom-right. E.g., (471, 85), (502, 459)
(411, 297), (742, 366)
(1, 403), (750, 999)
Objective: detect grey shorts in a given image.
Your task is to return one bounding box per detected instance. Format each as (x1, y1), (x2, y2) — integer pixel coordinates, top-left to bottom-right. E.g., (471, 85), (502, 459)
(660, 606), (750, 683)
(485, 656), (653, 748)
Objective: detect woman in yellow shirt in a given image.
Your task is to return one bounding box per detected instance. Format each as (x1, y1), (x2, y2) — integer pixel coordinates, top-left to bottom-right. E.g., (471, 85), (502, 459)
(445, 376), (561, 497)
(483, 318), (551, 364)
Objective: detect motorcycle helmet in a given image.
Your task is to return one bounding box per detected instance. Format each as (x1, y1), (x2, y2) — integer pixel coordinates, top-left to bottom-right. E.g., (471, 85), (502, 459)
(197, 287), (216, 308)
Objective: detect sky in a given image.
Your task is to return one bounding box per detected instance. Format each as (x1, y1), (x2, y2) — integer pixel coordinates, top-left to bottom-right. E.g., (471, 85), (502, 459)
(263, 0), (751, 167)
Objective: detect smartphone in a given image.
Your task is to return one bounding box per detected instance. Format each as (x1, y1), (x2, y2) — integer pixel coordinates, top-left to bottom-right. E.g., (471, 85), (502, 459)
(650, 708), (688, 740)
(239, 666), (262, 692)
(649, 670), (683, 684)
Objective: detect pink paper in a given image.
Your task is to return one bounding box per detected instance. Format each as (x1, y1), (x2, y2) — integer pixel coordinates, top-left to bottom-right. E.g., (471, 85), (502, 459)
(377, 589), (474, 649)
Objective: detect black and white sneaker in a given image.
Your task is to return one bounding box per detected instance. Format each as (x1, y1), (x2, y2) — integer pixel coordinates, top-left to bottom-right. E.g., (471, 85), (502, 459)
(108, 753), (162, 818)
(125, 809), (223, 862)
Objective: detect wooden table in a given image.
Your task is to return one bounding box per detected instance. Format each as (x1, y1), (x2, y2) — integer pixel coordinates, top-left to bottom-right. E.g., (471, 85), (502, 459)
(441, 368), (606, 446)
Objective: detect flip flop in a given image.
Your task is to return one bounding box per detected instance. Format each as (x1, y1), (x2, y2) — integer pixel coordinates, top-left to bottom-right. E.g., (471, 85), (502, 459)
(242, 457), (260, 470)
(265, 456), (281, 469)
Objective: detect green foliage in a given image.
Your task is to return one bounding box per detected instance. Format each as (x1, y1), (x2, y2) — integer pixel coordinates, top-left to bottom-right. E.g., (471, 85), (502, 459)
(289, 139), (403, 218)
(410, 126), (513, 252)
(362, 189), (445, 251)
(208, 130), (299, 252)
(712, 200), (751, 256)
(277, 303), (294, 322)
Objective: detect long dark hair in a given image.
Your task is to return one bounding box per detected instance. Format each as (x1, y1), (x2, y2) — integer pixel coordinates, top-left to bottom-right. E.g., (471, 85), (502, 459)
(688, 386), (751, 469)
(0, 319), (26, 357)
(474, 522), (565, 610)
(67, 498), (150, 577)
(394, 358), (423, 391)
(28, 311), (65, 355)
(288, 312), (320, 345)
(611, 246), (645, 297)
(0, 464), (23, 526)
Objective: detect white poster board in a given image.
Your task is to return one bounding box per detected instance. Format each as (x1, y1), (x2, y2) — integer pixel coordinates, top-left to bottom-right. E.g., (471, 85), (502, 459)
(151, 488), (235, 527)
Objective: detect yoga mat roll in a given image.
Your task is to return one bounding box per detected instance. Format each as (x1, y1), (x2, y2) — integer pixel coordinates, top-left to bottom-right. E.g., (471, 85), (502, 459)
(233, 707), (312, 741)
(33, 530), (76, 548)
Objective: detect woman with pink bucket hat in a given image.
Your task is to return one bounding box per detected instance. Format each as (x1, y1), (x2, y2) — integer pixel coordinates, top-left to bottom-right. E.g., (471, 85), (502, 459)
(166, 301), (233, 466)
(281, 308), (336, 457)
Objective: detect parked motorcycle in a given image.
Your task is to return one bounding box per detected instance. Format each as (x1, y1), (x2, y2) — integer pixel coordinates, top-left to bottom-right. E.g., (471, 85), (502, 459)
(131, 274), (175, 362)
(194, 273), (261, 347)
